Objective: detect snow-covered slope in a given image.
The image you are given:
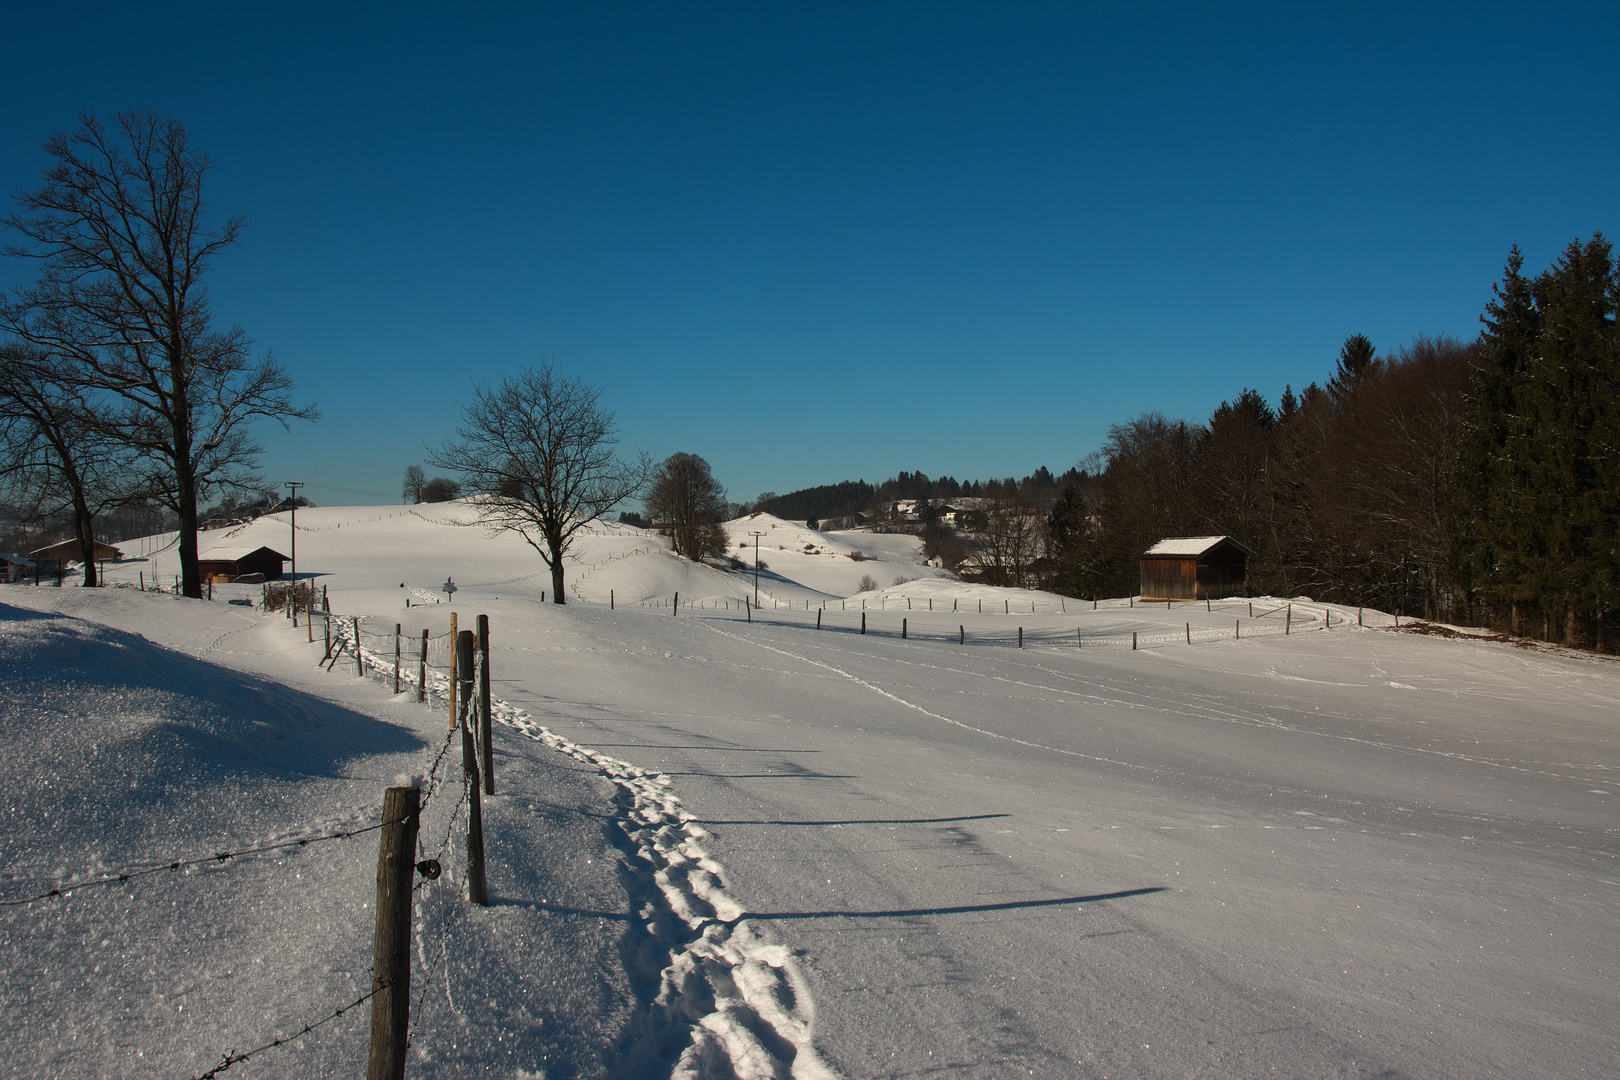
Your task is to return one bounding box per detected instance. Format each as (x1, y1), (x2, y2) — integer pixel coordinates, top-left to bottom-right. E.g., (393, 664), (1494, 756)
(4, 505), (1614, 1079)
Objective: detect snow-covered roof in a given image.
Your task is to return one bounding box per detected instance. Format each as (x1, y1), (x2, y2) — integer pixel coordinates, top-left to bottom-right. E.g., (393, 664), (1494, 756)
(1142, 535), (1252, 558)
(197, 544), (288, 562)
(29, 539), (123, 561)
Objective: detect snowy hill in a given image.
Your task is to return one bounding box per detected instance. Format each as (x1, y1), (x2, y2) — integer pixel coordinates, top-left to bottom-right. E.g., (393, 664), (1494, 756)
(3, 505), (1615, 1079)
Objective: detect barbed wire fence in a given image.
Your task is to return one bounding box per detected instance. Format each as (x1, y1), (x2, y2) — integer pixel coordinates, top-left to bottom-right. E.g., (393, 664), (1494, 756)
(0, 595), (488, 1078)
(613, 591), (1374, 651)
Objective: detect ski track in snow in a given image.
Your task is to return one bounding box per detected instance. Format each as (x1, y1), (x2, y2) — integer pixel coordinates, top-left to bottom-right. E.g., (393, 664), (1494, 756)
(700, 618), (1609, 787)
(331, 619), (838, 1080)
(697, 622), (1154, 772)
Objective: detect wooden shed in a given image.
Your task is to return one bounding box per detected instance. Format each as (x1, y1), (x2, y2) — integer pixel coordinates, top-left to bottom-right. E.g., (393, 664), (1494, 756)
(1, 554), (37, 583)
(1139, 536), (1255, 601)
(28, 539), (123, 573)
(196, 545), (289, 583)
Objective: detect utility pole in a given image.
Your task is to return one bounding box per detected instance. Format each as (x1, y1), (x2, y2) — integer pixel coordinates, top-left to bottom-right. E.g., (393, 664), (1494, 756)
(748, 530), (766, 607)
(285, 481), (304, 591)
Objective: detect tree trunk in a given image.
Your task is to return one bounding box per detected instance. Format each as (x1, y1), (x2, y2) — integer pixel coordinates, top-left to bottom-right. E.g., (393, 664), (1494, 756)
(548, 540), (566, 603)
(176, 488), (202, 598)
(70, 480), (97, 588)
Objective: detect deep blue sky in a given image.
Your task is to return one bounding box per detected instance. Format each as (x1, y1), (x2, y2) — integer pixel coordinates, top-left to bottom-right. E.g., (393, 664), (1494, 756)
(3, 3), (1615, 509)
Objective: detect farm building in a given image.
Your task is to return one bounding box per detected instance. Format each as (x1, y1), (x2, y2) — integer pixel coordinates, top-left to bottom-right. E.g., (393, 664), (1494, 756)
(28, 539), (124, 575)
(1140, 536), (1255, 601)
(196, 545), (289, 583)
(1, 554), (37, 583)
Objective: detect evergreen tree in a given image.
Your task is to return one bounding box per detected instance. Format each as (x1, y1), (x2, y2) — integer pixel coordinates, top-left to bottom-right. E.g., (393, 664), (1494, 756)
(1329, 334), (1379, 406)
(1461, 235), (1618, 643)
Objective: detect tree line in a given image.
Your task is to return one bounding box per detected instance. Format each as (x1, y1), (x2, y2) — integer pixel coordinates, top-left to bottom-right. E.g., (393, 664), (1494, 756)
(1047, 237), (1615, 650)
(751, 238), (1615, 650)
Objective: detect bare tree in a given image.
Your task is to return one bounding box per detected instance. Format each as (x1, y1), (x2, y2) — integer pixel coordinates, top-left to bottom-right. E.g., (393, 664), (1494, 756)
(419, 476), (462, 503)
(961, 498), (1044, 587)
(646, 452), (729, 562)
(402, 465), (426, 504)
(1, 110), (317, 597)
(0, 341), (138, 584)
(430, 362), (649, 603)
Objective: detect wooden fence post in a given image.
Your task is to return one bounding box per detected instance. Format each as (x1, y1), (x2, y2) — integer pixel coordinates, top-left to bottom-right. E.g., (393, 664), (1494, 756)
(418, 630), (428, 703)
(1077, 627), (1082, 649)
(673, 591), (678, 616)
(1286, 604), (1291, 635)
(458, 630), (488, 907)
(1018, 627), (1023, 648)
(1132, 631), (1137, 650)
(902, 618), (907, 639)
(478, 615), (493, 795)
(448, 612), (458, 731)
(393, 624), (402, 693)
(307, 592), (315, 643)
(746, 598), (752, 623)
(1186, 622), (1191, 644)
(959, 624), (964, 644)
(1236, 620), (1240, 639)
(611, 589), (614, 610)
(861, 612), (866, 635)
(816, 609), (822, 629)
(354, 617), (364, 676)
(366, 785), (419, 1080)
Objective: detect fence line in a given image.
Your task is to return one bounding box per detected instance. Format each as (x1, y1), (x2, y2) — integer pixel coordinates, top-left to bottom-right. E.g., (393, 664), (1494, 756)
(192, 980), (385, 1080)
(607, 597), (1342, 651)
(4, 606), (474, 1079)
(1, 819), (387, 909)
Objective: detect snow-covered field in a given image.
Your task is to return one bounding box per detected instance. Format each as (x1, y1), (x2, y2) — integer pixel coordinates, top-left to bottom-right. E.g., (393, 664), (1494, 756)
(2, 502), (1614, 1078)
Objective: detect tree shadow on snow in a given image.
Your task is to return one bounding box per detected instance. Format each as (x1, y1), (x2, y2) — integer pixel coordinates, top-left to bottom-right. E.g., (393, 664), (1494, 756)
(0, 603), (427, 855)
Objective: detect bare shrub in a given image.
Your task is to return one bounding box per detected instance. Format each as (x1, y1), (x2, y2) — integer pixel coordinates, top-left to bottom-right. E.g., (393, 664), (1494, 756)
(857, 574), (879, 592)
(262, 580), (314, 614)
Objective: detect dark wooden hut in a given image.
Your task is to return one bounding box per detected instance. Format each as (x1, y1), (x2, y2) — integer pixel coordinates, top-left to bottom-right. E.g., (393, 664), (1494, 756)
(28, 539), (123, 574)
(196, 545), (289, 583)
(1139, 536), (1254, 601)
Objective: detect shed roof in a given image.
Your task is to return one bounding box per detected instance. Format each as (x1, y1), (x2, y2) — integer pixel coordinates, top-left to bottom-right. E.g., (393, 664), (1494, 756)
(1142, 535), (1256, 558)
(28, 539), (123, 561)
(197, 544), (288, 563)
